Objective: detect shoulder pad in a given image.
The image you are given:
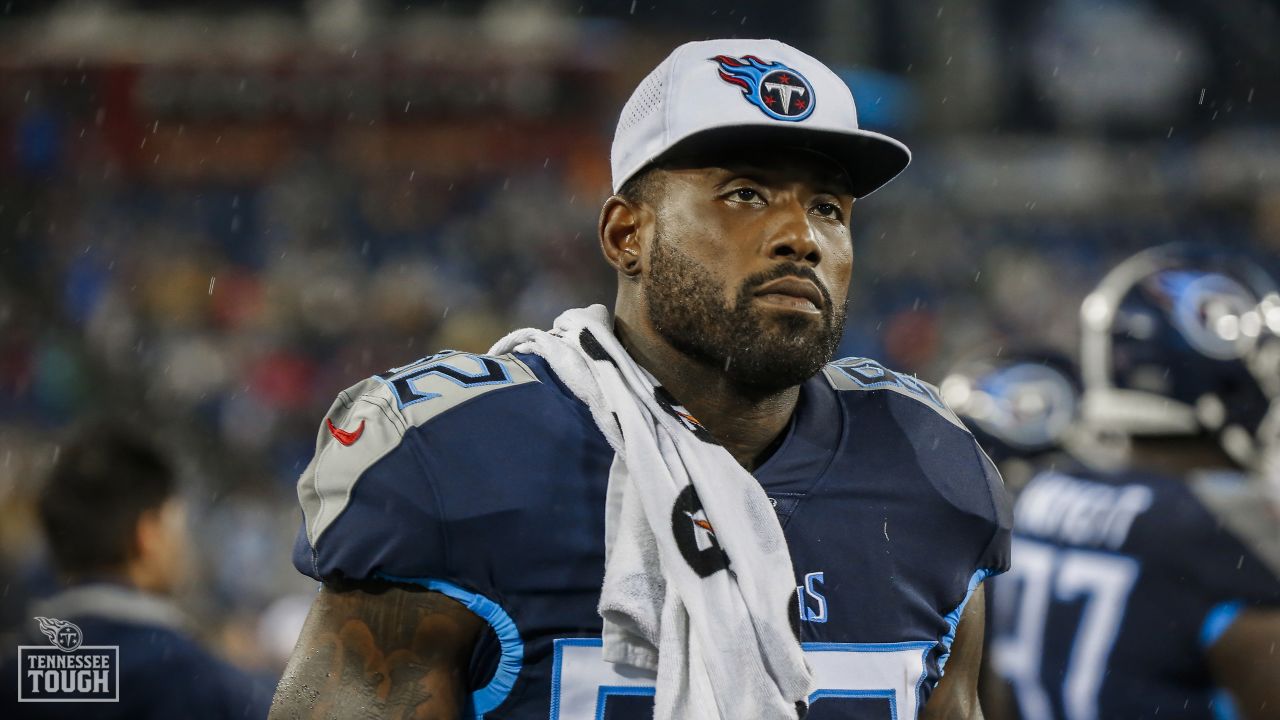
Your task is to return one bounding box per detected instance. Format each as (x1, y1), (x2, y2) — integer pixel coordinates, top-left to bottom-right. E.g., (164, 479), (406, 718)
(1189, 474), (1280, 579)
(299, 351), (539, 546)
(822, 357), (967, 431)
(373, 350), (541, 422)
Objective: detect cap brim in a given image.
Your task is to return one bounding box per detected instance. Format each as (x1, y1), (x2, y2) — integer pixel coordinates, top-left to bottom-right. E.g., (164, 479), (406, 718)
(651, 124), (911, 199)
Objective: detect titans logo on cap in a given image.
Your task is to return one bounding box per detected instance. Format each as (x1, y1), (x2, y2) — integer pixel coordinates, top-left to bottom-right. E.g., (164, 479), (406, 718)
(712, 54), (815, 122)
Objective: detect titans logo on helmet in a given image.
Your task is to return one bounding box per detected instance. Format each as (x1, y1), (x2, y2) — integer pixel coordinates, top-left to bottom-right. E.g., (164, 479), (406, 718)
(711, 54), (815, 122)
(1147, 270), (1263, 360)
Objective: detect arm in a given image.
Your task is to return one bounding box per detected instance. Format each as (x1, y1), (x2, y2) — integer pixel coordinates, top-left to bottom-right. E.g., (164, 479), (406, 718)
(978, 638), (1017, 720)
(924, 585), (987, 720)
(270, 583), (485, 720)
(1207, 607), (1280, 720)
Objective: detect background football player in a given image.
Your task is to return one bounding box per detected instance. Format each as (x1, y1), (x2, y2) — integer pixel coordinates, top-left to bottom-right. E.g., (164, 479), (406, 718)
(941, 350), (1084, 494)
(988, 244), (1280, 720)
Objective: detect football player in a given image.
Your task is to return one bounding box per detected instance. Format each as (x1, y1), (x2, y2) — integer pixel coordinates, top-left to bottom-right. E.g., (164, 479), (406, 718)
(941, 351), (1084, 494)
(272, 39), (1011, 720)
(988, 244), (1280, 720)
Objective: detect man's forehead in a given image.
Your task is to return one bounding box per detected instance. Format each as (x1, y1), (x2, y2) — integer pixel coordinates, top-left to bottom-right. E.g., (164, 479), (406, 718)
(660, 146), (855, 195)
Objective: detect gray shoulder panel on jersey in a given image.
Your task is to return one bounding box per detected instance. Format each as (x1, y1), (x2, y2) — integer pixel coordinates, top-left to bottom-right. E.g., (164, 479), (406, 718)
(297, 351), (541, 547)
(1188, 474), (1280, 579)
(821, 357), (968, 431)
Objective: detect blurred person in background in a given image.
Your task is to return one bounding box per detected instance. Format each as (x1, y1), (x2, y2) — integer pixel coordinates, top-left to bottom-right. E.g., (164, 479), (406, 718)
(988, 245), (1280, 720)
(939, 350), (1108, 719)
(940, 350), (1085, 494)
(1, 422), (273, 719)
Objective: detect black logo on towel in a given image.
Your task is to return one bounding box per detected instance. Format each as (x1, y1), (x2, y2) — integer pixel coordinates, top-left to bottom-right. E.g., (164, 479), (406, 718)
(654, 387), (718, 444)
(672, 485), (730, 577)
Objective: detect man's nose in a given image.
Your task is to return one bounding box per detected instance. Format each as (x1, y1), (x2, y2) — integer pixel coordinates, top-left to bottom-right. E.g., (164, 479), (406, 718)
(763, 200), (822, 265)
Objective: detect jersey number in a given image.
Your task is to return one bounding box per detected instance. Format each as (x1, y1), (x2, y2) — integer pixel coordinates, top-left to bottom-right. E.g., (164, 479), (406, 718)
(377, 353), (513, 409)
(991, 538), (1139, 720)
(549, 638), (932, 720)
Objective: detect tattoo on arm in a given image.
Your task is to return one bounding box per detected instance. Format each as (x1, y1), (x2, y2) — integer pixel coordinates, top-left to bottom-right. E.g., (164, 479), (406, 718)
(271, 583), (485, 720)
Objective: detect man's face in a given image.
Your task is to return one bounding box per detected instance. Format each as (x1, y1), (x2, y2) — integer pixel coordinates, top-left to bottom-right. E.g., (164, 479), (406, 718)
(640, 150), (855, 392)
(134, 497), (191, 596)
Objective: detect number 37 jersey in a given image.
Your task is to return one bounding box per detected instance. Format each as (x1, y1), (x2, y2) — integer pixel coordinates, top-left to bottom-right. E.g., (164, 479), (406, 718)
(989, 467), (1280, 720)
(291, 351), (1012, 719)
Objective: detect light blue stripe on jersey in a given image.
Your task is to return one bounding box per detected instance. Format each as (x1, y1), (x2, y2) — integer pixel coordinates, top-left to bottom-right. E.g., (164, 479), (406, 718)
(377, 574), (523, 719)
(1212, 689), (1240, 720)
(1201, 600), (1245, 720)
(937, 567), (996, 674)
(1200, 600), (1244, 650)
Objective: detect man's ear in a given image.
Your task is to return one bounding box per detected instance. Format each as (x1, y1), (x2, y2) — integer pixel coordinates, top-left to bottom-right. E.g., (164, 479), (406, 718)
(599, 195), (646, 278)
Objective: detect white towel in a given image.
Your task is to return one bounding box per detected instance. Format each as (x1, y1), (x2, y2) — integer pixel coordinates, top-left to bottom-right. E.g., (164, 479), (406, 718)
(491, 305), (813, 720)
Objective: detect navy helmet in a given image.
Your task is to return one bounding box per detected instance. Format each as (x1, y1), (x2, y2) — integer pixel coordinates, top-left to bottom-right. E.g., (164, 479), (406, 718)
(1080, 244), (1280, 465)
(940, 350), (1081, 466)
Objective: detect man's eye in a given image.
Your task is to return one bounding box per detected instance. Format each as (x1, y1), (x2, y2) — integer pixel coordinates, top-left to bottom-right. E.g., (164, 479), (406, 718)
(732, 188), (760, 202)
(813, 202), (841, 218)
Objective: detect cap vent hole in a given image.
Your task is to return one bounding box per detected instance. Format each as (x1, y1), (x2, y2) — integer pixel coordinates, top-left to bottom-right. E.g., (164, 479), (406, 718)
(617, 70), (665, 133)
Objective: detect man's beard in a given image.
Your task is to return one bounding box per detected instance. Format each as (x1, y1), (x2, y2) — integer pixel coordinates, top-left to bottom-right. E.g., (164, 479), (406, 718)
(645, 231), (847, 393)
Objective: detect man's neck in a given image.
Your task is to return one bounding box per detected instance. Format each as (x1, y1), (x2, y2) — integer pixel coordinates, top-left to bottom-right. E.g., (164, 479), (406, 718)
(614, 314), (799, 471)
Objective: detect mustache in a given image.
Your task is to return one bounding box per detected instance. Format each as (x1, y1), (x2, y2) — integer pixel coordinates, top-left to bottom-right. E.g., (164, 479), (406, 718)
(739, 263), (835, 312)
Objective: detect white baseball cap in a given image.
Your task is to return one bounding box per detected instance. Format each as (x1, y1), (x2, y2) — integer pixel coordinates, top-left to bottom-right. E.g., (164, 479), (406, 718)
(610, 38), (911, 198)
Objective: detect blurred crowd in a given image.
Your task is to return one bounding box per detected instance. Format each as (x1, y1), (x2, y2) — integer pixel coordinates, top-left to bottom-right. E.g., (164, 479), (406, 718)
(1, 0), (1279, 686)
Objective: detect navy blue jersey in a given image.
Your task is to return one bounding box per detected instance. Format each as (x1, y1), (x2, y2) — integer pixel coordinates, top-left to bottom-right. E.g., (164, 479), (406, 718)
(292, 351), (1012, 720)
(989, 466), (1280, 720)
